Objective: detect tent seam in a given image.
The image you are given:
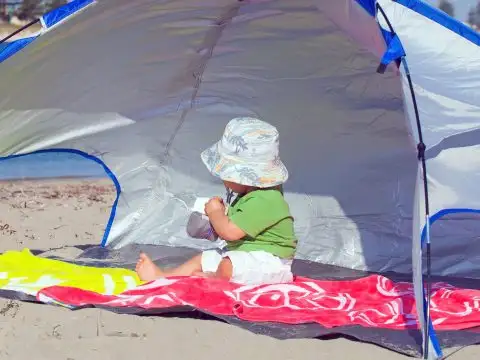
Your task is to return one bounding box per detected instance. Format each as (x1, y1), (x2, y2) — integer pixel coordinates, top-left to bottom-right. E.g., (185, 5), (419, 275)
(162, 2), (244, 158)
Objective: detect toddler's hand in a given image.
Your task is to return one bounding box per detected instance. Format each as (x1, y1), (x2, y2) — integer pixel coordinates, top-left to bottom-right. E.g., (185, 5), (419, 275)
(205, 197), (225, 216)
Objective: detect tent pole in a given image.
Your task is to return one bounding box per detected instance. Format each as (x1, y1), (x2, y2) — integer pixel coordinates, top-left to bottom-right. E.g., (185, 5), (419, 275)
(402, 58), (432, 360)
(375, 4), (433, 359)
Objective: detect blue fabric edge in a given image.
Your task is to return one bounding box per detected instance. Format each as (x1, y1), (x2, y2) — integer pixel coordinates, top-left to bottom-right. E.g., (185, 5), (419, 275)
(393, 0), (480, 46)
(418, 207), (480, 358)
(421, 208), (480, 245)
(41, 0), (95, 29)
(0, 36), (39, 63)
(421, 285), (443, 357)
(0, 148), (121, 247)
(380, 33), (405, 66)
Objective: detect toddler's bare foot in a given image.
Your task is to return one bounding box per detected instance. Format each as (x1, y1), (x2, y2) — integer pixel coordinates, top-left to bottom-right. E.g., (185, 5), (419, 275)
(135, 253), (163, 281)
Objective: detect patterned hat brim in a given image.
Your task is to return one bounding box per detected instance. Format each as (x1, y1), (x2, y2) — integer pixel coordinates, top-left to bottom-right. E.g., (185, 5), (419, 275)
(200, 142), (288, 188)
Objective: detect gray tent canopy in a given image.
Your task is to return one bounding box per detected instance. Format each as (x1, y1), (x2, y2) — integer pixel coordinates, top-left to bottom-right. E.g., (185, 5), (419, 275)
(1, 0), (417, 272)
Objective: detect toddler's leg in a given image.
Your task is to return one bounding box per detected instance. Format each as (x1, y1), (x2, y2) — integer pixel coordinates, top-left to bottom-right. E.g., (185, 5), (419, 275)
(215, 258), (233, 280)
(135, 253), (202, 281)
(222, 251), (293, 285)
(192, 258), (232, 280)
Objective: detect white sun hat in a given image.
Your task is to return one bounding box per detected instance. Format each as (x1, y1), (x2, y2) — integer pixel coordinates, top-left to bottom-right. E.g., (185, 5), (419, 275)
(200, 117), (289, 188)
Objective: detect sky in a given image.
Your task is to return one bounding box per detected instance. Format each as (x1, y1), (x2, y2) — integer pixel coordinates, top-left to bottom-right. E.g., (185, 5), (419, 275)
(426, 0), (478, 21)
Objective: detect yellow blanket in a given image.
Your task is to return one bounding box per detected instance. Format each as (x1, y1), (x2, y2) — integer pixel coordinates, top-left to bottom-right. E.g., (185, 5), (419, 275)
(0, 249), (142, 296)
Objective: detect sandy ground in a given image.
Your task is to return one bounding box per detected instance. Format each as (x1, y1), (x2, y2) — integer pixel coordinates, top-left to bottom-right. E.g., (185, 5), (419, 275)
(0, 22), (42, 42)
(0, 178), (478, 360)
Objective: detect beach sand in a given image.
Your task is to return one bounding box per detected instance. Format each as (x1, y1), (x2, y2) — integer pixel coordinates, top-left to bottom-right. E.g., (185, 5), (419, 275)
(0, 22), (42, 42)
(0, 178), (478, 359)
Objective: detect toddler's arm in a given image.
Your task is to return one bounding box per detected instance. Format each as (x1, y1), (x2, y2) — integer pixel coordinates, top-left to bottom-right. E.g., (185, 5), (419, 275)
(205, 198), (245, 241)
(208, 210), (245, 241)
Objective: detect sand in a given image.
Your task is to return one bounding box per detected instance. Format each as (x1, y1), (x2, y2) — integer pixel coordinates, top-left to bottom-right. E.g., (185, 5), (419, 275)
(0, 178), (115, 254)
(0, 22), (42, 42)
(0, 178), (478, 359)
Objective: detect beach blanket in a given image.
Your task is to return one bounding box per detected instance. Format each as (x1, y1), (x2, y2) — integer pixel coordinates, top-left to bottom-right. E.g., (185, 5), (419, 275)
(39, 275), (480, 330)
(2, 249), (480, 331)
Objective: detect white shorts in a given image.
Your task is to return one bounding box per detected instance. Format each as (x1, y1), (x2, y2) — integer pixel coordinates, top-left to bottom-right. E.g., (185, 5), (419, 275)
(201, 250), (293, 285)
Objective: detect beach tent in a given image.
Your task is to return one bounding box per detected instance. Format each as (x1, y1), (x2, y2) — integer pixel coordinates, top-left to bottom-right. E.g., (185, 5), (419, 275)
(1, 0), (480, 358)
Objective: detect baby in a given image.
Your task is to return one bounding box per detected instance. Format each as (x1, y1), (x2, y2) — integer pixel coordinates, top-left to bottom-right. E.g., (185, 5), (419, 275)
(136, 117), (297, 285)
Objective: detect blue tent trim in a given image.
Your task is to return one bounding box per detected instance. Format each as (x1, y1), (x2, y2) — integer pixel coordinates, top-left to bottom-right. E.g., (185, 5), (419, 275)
(356, 0), (480, 46)
(418, 207), (480, 359)
(0, 149), (121, 247)
(395, 0), (480, 46)
(379, 33), (405, 68)
(0, 36), (39, 63)
(421, 208), (480, 247)
(41, 0), (95, 29)
(421, 288), (443, 357)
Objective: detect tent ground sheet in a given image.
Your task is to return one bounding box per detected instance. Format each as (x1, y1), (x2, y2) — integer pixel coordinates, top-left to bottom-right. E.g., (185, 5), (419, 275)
(1, 244), (480, 358)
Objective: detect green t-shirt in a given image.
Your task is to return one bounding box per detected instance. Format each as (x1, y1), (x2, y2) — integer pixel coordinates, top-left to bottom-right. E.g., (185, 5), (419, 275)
(226, 189), (297, 259)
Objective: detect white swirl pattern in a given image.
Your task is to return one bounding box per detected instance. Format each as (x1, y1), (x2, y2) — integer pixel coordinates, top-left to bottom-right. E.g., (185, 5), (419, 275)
(38, 275), (480, 331)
